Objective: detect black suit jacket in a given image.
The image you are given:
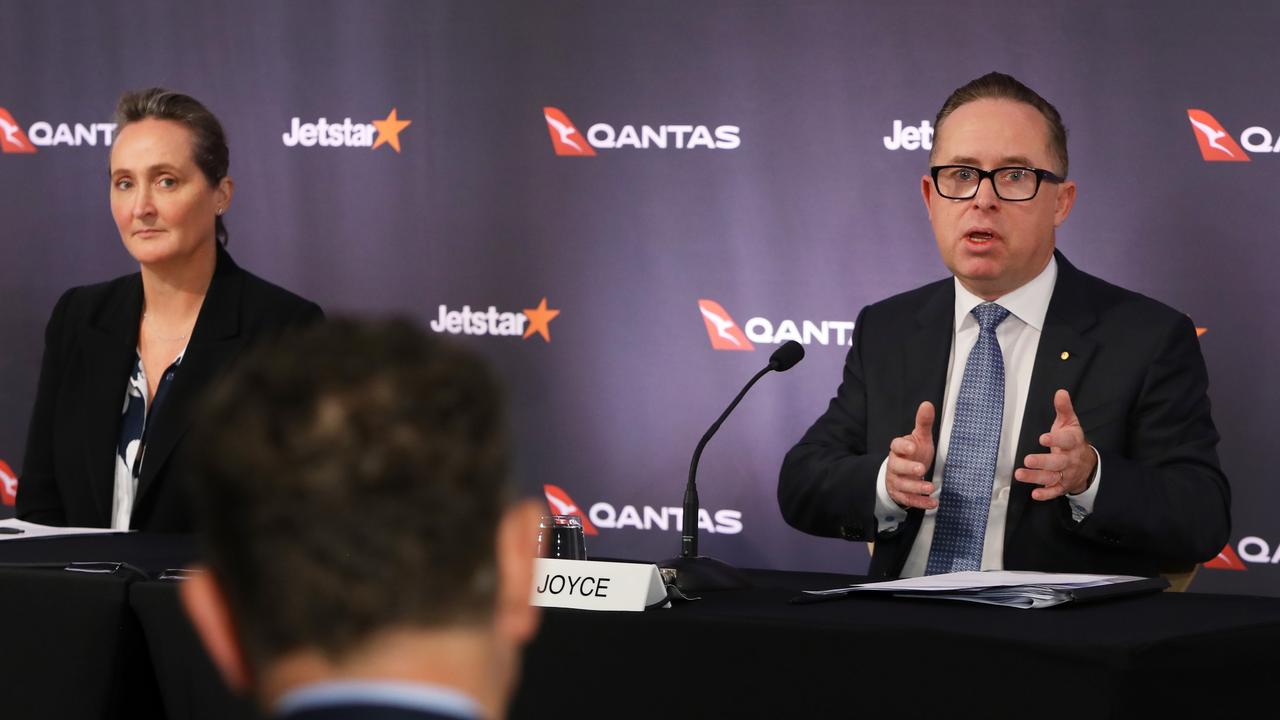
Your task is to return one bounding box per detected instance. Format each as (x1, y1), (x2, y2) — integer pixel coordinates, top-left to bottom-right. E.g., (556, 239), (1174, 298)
(779, 251), (1230, 578)
(17, 246), (323, 531)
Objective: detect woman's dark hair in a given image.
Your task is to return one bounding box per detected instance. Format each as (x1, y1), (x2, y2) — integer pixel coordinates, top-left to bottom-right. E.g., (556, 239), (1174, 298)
(114, 88), (231, 245)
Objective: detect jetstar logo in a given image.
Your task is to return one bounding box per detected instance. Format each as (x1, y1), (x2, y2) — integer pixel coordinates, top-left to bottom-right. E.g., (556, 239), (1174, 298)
(883, 119), (934, 151)
(0, 108), (37, 153)
(699, 298), (855, 349)
(543, 484), (742, 535)
(542, 106), (740, 155)
(0, 459), (16, 507)
(1205, 544), (1246, 571)
(0, 106), (117, 150)
(428, 297), (559, 342)
(282, 108), (411, 152)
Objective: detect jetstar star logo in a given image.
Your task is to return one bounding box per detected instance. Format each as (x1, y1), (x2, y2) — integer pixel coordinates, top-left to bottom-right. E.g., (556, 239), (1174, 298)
(282, 108), (412, 152)
(542, 484), (599, 535)
(1205, 544), (1246, 571)
(542, 106), (740, 155)
(0, 459), (16, 507)
(0, 108), (36, 154)
(428, 297), (559, 343)
(699, 298), (855, 350)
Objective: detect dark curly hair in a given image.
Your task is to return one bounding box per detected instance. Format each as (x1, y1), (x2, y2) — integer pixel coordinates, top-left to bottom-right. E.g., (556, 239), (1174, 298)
(188, 317), (512, 666)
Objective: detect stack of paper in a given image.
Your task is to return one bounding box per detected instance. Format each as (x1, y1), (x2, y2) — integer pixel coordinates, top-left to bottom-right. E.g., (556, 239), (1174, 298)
(804, 570), (1165, 609)
(0, 518), (132, 540)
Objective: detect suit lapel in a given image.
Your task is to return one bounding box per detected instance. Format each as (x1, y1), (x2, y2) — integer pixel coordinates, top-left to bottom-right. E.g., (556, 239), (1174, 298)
(898, 281), (954, 541)
(135, 248), (244, 509)
(904, 281), (955, 440)
(1004, 252), (1098, 544)
(81, 275), (143, 522)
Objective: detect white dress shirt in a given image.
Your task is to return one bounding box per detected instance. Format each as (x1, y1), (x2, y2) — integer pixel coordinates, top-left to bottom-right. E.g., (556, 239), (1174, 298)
(873, 256), (1102, 576)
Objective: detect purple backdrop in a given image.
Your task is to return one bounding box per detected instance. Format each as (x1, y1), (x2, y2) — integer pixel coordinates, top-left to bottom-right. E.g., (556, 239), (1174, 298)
(1, 0), (1275, 595)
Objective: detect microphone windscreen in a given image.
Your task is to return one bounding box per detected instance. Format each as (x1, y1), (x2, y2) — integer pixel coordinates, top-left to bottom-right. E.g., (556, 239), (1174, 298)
(768, 340), (805, 371)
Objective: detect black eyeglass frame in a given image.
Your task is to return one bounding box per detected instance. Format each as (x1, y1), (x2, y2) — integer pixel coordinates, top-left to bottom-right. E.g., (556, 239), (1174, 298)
(929, 165), (1066, 202)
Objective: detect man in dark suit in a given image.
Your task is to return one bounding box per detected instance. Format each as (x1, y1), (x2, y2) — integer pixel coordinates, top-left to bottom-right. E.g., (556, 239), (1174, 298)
(180, 319), (541, 720)
(779, 72), (1230, 579)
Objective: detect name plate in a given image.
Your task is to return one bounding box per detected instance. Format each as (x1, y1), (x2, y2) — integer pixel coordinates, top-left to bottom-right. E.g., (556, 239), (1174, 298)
(531, 558), (670, 611)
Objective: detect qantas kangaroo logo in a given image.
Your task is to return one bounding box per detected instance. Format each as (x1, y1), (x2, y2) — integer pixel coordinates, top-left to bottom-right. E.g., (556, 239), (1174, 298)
(1205, 544), (1247, 571)
(0, 459), (17, 506)
(0, 108), (37, 154)
(1186, 109), (1250, 162)
(542, 484), (599, 535)
(698, 299), (755, 351)
(543, 107), (596, 157)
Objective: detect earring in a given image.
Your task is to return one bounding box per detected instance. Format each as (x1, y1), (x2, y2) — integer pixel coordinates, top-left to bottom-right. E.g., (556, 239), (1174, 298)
(216, 208), (224, 216)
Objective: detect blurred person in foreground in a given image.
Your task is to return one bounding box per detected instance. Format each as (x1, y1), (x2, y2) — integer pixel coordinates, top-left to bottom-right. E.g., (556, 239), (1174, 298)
(18, 88), (322, 531)
(180, 318), (541, 720)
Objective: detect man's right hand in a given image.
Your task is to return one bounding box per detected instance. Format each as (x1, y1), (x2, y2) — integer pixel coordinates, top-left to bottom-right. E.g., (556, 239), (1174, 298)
(886, 401), (937, 510)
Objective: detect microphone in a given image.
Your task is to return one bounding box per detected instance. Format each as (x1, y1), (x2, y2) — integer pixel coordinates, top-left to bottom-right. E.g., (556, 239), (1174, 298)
(662, 340), (805, 593)
(768, 340), (805, 372)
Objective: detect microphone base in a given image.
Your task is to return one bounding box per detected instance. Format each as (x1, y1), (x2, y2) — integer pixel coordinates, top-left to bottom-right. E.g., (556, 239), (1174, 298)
(659, 554), (753, 593)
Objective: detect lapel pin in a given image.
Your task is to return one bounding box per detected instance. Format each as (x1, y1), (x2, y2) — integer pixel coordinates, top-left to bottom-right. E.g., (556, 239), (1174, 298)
(1060, 351), (1070, 361)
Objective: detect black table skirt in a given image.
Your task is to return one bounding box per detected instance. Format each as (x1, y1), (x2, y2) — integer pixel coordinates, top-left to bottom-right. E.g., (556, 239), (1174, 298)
(3, 536), (1279, 719)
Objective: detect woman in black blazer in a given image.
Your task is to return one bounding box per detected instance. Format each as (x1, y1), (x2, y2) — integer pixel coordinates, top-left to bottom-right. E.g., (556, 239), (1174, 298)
(17, 89), (322, 532)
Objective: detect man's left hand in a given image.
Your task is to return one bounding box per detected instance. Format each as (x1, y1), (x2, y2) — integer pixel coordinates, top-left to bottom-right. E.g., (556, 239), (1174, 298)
(1015, 389), (1097, 501)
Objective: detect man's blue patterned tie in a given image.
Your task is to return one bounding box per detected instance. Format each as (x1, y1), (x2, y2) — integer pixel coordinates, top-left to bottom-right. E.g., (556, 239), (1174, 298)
(926, 302), (1010, 575)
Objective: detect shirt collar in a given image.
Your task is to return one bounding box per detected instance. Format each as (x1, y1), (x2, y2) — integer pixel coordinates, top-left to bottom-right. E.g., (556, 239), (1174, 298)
(952, 254), (1057, 332)
(275, 679), (482, 719)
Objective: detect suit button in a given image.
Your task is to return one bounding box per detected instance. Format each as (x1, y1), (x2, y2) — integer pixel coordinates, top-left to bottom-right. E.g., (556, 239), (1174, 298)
(840, 525), (864, 541)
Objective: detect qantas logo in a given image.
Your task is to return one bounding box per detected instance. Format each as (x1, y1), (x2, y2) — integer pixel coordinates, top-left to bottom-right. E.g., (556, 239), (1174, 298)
(282, 108), (411, 152)
(543, 108), (595, 157)
(543, 484), (599, 535)
(1205, 544), (1246, 571)
(699, 298), (855, 349)
(699, 299), (754, 351)
(0, 108), (37, 154)
(543, 484), (742, 535)
(0, 106), (117, 150)
(1186, 108), (1280, 161)
(1187, 110), (1250, 162)
(0, 459), (16, 507)
(543, 106), (740, 155)
(1202, 536), (1280, 569)
(428, 297), (559, 342)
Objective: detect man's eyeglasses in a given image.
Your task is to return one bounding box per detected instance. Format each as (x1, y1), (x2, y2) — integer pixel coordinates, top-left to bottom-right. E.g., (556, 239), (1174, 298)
(930, 165), (1066, 202)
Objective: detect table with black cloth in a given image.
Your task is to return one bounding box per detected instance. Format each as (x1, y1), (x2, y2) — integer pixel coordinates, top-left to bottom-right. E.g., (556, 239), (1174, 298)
(2, 535), (1278, 719)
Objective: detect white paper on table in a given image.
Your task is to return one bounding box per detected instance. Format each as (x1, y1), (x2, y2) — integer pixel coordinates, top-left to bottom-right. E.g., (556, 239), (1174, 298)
(803, 570), (1148, 609)
(841, 570), (1141, 593)
(0, 518), (134, 540)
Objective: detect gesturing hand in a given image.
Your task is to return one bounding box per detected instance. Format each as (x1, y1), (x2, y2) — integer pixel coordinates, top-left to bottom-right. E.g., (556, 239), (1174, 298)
(886, 401), (938, 510)
(1015, 389), (1097, 501)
